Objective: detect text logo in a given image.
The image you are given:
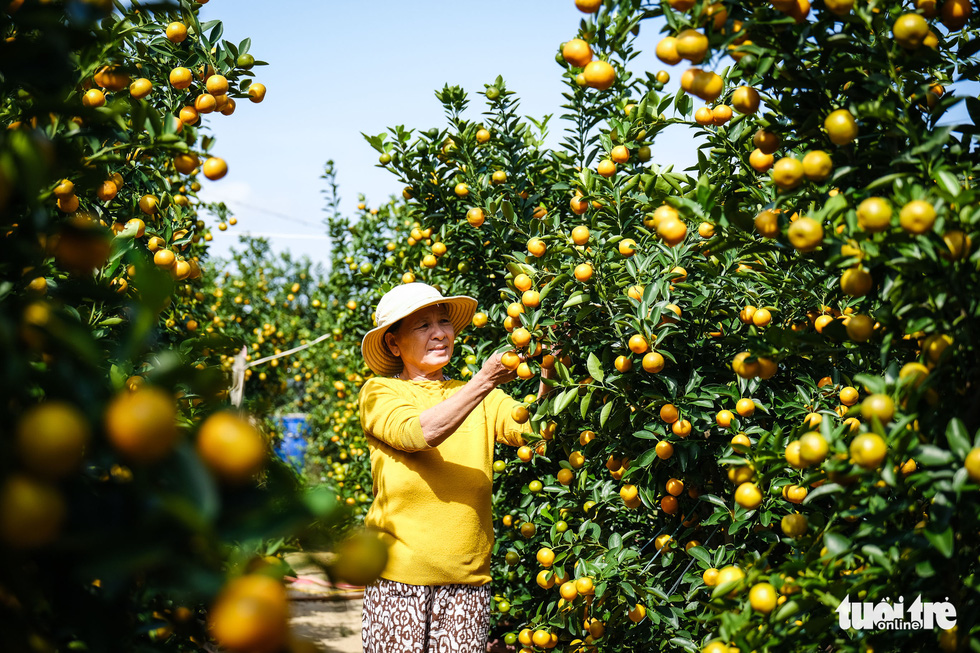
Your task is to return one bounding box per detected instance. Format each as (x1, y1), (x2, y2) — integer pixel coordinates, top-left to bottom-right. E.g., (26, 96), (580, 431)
(836, 595), (957, 631)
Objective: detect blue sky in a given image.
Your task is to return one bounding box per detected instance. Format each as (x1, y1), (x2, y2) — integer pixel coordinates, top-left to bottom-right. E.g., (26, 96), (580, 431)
(195, 0), (693, 268)
(194, 1), (976, 270)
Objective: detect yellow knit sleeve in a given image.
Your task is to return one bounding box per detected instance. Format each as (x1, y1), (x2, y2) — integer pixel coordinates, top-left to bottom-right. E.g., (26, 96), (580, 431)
(358, 378), (432, 452)
(486, 387), (533, 447)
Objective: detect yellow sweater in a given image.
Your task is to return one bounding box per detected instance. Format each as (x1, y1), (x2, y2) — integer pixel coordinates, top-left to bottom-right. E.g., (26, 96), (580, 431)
(358, 376), (530, 586)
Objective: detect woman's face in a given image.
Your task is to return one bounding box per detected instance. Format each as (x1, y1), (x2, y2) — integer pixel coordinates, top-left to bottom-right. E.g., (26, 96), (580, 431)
(384, 304), (455, 376)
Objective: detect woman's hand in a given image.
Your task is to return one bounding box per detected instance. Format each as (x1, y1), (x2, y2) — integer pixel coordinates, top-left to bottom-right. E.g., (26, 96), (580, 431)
(476, 351), (519, 389)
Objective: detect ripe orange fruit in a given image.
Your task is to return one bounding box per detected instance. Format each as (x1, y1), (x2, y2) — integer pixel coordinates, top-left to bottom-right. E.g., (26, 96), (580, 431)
(196, 412), (267, 484)
(501, 350), (521, 370)
(716, 409), (734, 427)
(754, 209), (780, 237)
(715, 565), (744, 595)
(702, 568), (719, 586)
(517, 445), (533, 463)
(772, 157), (804, 190)
(618, 238), (636, 256)
(166, 21), (188, 43)
(892, 13), (929, 49)
(731, 86), (760, 114)
(658, 217), (688, 246)
(562, 38), (593, 67)
(688, 69), (723, 101)
(656, 36), (682, 65)
(95, 179), (118, 202)
(656, 441), (674, 460)
(201, 157), (228, 180)
(861, 393), (895, 423)
(787, 217), (824, 252)
(839, 386), (859, 406)
(660, 403), (679, 424)
(799, 431), (829, 465)
(749, 582), (778, 614)
(752, 308), (771, 327)
(154, 249), (176, 269)
(573, 262), (593, 282)
(850, 433), (887, 469)
(840, 266), (873, 297)
(825, 108), (858, 145)
(941, 230), (972, 260)
(571, 225), (590, 245)
(802, 150), (832, 181)
(898, 199), (936, 234)
(824, 0), (854, 14)
(0, 474), (66, 549)
(16, 402), (90, 478)
(628, 334), (649, 354)
(672, 419), (692, 437)
(179, 105), (199, 125)
(610, 145), (629, 163)
(104, 386), (179, 463)
(583, 60), (616, 90)
(169, 66), (193, 89)
(753, 129), (780, 154)
(575, 0), (602, 12)
(527, 237), (546, 257)
(735, 398), (755, 417)
(965, 448), (980, 482)
(735, 482), (763, 509)
(731, 433), (752, 451)
(748, 148), (775, 173)
(857, 197), (893, 232)
(628, 604), (646, 623)
(941, 0), (972, 29)
(642, 352), (665, 373)
(694, 106), (714, 126)
(82, 88), (105, 108)
(675, 29), (709, 63)
(206, 74), (229, 96)
(174, 152), (199, 175)
(711, 104), (732, 125)
(666, 478), (684, 496)
(597, 159), (616, 177)
(208, 575), (288, 653)
(781, 513), (808, 537)
(194, 93), (216, 114)
(248, 82), (267, 103)
(511, 405), (530, 424)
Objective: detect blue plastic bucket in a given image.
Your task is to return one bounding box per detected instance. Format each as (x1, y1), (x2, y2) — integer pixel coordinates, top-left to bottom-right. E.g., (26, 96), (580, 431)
(275, 413), (309, 470)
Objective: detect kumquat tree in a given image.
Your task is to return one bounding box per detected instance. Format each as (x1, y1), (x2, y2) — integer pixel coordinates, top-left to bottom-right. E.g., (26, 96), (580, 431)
(0, 1), (347, 651)
(4, 0), (980, 652)
(342, 0), (980, 651)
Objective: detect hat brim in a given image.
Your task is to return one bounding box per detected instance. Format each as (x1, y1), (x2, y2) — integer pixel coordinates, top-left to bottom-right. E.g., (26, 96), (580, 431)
(361, 295), (478, 377)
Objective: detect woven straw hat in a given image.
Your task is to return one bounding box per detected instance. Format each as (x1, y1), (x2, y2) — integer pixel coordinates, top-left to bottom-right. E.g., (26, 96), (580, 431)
(361, 283), (477, 377)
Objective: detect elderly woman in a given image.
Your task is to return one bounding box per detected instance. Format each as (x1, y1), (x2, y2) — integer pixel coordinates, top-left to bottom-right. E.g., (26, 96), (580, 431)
(358, 282), (555, 653)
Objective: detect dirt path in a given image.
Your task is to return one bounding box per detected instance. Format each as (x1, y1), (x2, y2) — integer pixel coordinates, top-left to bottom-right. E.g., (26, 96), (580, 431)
(285, 553), (362, 652)
(290, 599), (362, 652)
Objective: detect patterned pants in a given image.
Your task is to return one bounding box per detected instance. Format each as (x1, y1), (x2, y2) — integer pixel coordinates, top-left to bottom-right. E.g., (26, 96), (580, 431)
(362, 578), (491, 653)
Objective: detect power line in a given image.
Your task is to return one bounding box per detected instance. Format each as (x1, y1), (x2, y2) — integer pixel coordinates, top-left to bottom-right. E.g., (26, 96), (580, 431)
(220, 198), (327, 230)
(233, 231), (331, 240)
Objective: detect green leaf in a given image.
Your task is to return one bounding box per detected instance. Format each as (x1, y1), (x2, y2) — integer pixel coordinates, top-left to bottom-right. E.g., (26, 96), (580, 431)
(823, 532), (851, 556)
(935, 170), (961, 199)
(599, 399), (614, 427)
(555, 388), (578, 414)
(946, 419), (970, 459)
(587, 352), (605, 383)
(913, 444), (955, 467)
(686, 546), (710, 566)
(924, 524), (954, 558)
